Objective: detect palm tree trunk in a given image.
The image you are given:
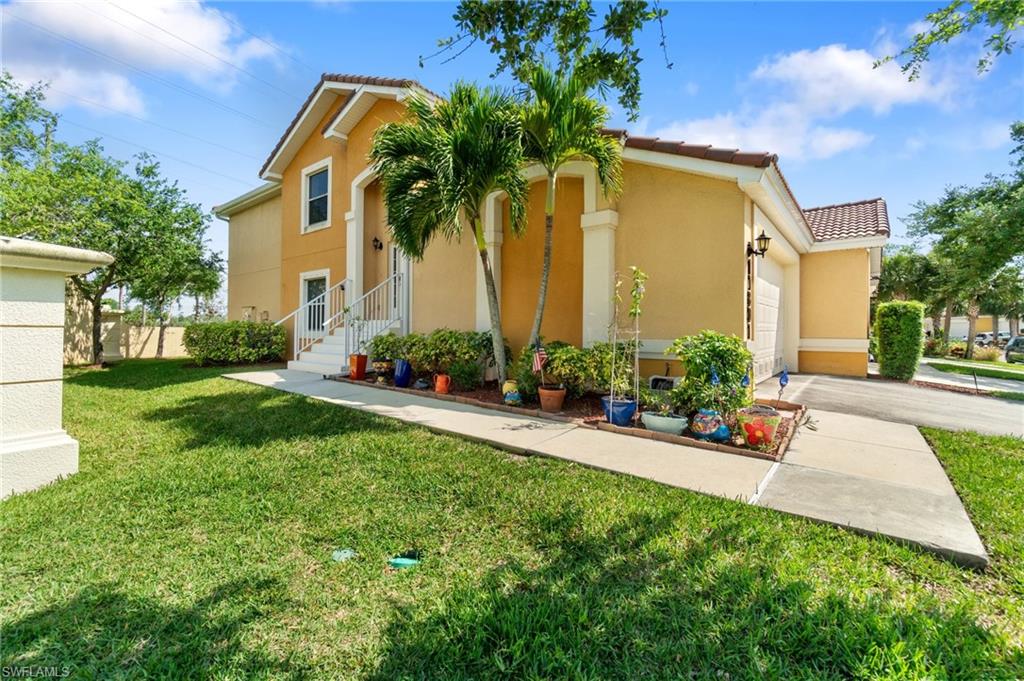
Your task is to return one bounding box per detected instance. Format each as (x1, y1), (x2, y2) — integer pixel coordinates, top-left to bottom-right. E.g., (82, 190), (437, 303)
(965, 298), (980, 360)
(943, 301), (953, 342)
(475, 220), (507, 383)
(528, 172), (557, 349)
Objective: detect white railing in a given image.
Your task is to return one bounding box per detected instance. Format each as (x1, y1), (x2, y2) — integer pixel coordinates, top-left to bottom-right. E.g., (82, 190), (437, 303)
(276, 272), (406, 363)
(344, 272), (405, 357)
(277, 279), (349, 360)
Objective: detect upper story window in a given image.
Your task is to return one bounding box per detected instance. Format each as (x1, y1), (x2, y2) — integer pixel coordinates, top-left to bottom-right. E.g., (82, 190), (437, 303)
(301, 158), (331, 232)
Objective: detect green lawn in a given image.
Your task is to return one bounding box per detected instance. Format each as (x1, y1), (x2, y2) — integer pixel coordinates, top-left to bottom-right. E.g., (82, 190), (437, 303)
(2, 360), (1022, 679)
(993, 391), (1024, 402)
(929, 361), (1024, 383)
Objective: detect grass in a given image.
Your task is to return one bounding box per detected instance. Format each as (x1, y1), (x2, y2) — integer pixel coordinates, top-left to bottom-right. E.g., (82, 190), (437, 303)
(928, 361), (1024, 383)
(1, 359), (1022, 679)
(993, 391), (1024, 402)
(938, 358), (1024, 374)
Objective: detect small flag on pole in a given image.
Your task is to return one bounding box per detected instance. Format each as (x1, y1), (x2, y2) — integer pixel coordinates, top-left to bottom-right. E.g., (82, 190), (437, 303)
(532, 345), (548, 373)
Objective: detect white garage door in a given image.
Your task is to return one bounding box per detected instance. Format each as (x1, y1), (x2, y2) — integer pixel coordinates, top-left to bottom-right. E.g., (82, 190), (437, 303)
(754, 255), (785, 382)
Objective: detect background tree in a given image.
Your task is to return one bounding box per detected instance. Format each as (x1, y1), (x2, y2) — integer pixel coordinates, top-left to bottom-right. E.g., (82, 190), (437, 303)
(980, 265), (1024, 337)
(429, 1), (671, 121)
(184, 252), (225, 322)
(127, 156), (221, 357)
(1, 74), (221, 363)
(520, 65), (623, 347)
(877, 246), (946, 337)
(371, 85), (528, 382)
(883, 0), (1023, 79)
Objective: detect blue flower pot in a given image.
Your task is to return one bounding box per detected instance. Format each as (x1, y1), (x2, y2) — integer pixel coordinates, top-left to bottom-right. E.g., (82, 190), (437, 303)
(601, 396), (637, 427)
(393, 359), (413, 388)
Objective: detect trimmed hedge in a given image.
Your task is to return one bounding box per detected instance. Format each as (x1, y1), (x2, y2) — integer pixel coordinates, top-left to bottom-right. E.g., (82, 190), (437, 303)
(873, 301), (924, 381)
(183, 321), (286, 366)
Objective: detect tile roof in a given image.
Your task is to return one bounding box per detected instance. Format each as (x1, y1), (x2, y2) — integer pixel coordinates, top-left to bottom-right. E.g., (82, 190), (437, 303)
(260, 73), (435, 177)
(602, 129), (777, 168)
(802, 198), (891, 242)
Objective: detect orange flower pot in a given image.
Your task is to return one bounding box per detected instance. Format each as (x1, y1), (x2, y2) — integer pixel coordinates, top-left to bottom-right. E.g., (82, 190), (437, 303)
(434, 374), (451, 394)
(538, 385), (567, 413)
(349, 353), (368, 380)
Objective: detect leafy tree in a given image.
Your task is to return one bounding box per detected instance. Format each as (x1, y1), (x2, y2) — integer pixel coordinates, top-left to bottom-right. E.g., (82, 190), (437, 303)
(877, 246), (947, 336)
(520, 65), (623, 347)
(127, 156), (222, 357)
(370, 84), (528, 382)
(429, 0), (671, 121)
(981, 265), (1024, 336)
(883, 0), (1024, 79)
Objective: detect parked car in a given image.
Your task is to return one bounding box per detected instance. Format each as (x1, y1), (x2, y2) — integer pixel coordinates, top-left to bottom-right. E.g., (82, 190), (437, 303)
(997, 331), (1012, 346)
(975, 332), (995, 346)
(1006, 336), (1024, 364)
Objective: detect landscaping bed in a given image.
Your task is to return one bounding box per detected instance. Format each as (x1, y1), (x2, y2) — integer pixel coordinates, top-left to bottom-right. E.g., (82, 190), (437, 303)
(334, 374), (804, 462)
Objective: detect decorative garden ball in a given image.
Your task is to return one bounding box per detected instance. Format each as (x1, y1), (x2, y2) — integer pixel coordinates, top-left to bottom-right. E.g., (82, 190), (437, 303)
(690, 409), (731, 441)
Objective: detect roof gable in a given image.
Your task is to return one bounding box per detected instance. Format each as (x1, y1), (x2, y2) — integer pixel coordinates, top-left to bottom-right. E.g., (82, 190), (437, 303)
(803, 198), (890, 242)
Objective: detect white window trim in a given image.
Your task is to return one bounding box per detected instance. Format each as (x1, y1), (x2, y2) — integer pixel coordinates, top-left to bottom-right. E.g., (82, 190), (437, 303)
(301, 157), (332, 233)
(299, 268), (331, 304)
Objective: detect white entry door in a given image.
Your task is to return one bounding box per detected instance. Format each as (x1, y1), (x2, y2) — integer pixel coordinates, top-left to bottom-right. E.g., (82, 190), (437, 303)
(754, 255), (785, 382)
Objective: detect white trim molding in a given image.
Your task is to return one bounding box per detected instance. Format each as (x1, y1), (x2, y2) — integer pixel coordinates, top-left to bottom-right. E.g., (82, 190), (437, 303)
(799, 338), (869, 353)
(299, 268), (331, 302)
(213, 182), (281, 220)
(580, 209), (618, 346)
(809, 236), (888, 253)
(300, 157), (332, 233)
(346, 165), (377, 303)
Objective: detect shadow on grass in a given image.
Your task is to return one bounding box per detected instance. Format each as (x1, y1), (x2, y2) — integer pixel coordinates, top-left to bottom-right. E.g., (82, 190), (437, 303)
(66, 359), (285, 392)
(142, 381), (404, 450)
(371, 506), (1021, 680)
(1, 577), (309, 679)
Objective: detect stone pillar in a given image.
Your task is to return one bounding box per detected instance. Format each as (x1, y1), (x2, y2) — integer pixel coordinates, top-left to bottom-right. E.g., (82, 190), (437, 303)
(580, 209), (618, 346)
(1, 236), (113, 497)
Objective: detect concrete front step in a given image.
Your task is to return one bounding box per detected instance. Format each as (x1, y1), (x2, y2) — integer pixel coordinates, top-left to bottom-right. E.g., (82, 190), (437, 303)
(286, 359), (347, 376)
(300, 347), (347, 364)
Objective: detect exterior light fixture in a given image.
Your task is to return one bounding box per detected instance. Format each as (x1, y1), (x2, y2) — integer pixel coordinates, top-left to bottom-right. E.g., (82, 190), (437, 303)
(747, 230), (771, 258)
(372, 237), (384, 251)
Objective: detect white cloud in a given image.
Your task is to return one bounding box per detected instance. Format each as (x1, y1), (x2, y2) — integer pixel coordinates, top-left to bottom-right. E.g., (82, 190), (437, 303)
(651, 42), (957, 161)
(3, 0), (281, 114)
(683, 81), (699, 96)
(10, 65), (145, 116)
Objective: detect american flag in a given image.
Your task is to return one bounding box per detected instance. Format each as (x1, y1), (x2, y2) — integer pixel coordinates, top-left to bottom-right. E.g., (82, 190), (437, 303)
(532, 345), (548, 373)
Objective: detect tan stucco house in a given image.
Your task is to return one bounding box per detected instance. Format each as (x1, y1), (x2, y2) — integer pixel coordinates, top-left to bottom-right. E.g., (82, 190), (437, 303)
(214, 73), (889, 381)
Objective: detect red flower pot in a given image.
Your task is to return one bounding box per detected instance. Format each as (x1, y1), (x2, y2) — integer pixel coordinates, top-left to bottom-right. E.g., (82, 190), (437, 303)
(349, 353), (368, 380)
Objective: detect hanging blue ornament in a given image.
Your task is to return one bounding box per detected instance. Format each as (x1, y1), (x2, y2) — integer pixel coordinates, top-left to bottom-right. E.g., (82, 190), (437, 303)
(779, 366), (789, 388)
(740, 368), (751, 389)
(710, 367), (720, 386)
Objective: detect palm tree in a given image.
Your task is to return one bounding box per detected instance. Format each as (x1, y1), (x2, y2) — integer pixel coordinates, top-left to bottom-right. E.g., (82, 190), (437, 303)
(520, 65), (623, 348)
(370, 84), (528, 382)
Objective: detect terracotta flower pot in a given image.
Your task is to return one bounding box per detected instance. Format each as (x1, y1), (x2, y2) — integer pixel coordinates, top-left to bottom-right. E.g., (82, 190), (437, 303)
(349, 353), (368, 380)
(434, 373), (451, 394)
(737, 406), (782, 446)
(538, 385), (567, 413)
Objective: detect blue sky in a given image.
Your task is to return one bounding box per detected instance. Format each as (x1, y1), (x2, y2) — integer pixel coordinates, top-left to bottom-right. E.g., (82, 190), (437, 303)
(5, 1), (1023, 284)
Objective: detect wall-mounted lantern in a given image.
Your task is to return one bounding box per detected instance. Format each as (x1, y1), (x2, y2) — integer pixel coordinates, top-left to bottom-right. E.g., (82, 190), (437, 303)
(747, 230), (771, 259)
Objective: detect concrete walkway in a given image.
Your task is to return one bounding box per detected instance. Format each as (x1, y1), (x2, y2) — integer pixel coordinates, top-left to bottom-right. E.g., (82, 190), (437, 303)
(226, 369), (988, 568)
(915, 360), (1024, 393)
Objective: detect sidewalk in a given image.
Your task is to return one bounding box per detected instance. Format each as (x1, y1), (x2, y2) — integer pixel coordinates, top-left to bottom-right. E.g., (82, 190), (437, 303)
(915, 358), (1024, 393)
(225, 369), (988, 568)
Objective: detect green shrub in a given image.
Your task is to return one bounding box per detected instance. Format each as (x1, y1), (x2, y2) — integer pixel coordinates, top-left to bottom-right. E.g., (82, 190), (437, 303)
(544, 341), (590, 397)
(183, 321), (286, 366)
(510, 348), (541, 403)
(948, 340), (967, 358)
(874, 301), (924, 381)
(667, 330), (752, 416)
(449, 359), (483, 391)
(367, 332), (405, 361)
(923, 337), (947, 358)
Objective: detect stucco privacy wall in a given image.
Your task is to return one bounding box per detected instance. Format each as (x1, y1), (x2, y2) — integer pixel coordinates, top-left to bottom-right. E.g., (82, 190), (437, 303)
(799, 248), (871, 376)
(228, 194), (282, 322)
(1, 236), (112, 497)
(63, 294), (187, 365)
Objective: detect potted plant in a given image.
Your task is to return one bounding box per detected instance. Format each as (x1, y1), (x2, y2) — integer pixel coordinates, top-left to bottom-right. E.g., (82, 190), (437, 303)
(392, 333), (417, 388)
(667, 331), (752, 441)
(602, 267), (646, 426)
(640, 388), (687, 435)
(347, 315), (369, 380)
(368, 332), (401, 382)
(736, 404), (782, 447)
(533, 344), (566, 413)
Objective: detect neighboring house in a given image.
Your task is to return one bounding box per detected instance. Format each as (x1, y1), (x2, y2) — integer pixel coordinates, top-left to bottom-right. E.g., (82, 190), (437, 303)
(924, 316), (1019, 340)
(214, 73), (889, 381)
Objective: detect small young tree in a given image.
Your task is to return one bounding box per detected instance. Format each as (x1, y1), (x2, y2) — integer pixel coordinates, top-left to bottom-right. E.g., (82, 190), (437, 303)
(370, 85), (528, 383)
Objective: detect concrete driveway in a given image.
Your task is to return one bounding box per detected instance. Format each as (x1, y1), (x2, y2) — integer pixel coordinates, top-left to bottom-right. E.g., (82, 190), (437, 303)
(756, 373), (1024, 436)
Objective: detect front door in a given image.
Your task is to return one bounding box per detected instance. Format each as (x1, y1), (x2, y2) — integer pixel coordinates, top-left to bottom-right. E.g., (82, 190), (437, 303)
(303, 276), (327, 333)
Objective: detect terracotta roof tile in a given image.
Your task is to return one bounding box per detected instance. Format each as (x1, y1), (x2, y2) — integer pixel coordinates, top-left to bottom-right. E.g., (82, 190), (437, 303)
(602, 129), (777, 168)
(803, 198), (890, 242)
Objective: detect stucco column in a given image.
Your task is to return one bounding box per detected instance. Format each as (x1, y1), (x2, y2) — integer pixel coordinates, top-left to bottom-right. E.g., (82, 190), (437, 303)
(580, 209), (618, 346)
(476, 195), (504, 332)
(1, 236), (113, 498)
